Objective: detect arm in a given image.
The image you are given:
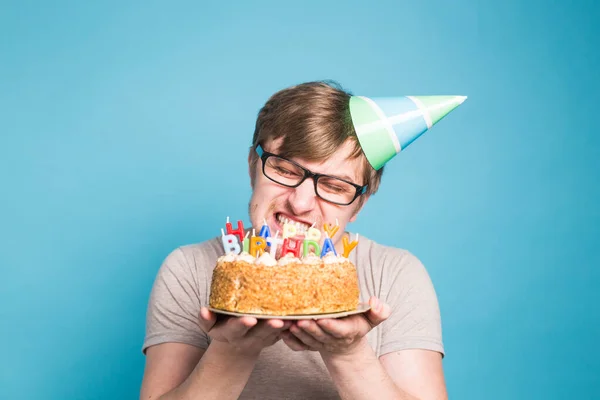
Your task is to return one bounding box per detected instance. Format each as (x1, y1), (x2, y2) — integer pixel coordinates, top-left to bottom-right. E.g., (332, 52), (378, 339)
(141, 247), (290, 399)
(140, 309), (291, 400)
(379, 349), (446, 400)
(140, 342), (258, 400)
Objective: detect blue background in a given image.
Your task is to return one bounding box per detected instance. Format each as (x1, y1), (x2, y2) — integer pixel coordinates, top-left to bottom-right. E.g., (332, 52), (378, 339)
(1, 1), (598, 399)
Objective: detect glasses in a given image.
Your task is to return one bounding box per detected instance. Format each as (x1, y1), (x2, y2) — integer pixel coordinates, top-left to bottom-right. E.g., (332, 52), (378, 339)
(255, 145), (368, 206)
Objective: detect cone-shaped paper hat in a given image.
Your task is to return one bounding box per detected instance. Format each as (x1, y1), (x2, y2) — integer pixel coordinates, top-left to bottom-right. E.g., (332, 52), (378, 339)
(349, 95), (467, 170)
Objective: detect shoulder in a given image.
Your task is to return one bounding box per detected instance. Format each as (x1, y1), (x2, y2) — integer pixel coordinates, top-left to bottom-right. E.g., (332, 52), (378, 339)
(353, 233), (436, 297)
(177, 236), (224, 264)
(354, 234), (426, 272)
(160, 236), (224, 275)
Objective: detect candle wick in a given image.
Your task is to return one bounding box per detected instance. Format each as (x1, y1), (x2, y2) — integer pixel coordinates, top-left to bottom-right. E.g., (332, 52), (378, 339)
(336, 218), (339, 226)
(227, 216), (229, 224)
(244, 231), (249, 239)
(252, 228), (256, 237)
(310, 221), (316, 228)
(221, 228), (225, 237)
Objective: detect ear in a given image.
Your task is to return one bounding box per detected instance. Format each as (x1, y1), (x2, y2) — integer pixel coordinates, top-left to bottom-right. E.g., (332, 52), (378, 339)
(349, 195), (370, 222)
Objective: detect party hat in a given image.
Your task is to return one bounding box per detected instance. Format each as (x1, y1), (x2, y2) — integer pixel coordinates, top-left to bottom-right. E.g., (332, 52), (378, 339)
(349, 95), (467, 170)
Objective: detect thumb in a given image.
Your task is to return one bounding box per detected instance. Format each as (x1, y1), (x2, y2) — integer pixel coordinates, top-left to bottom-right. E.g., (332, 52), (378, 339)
(199, 307), (217, 332)
(365, 297), (391, 328)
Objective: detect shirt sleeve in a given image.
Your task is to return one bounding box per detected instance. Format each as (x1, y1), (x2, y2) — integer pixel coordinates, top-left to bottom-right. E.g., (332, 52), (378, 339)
(378, 250), (445, 357)
(142, 247), (210, 354)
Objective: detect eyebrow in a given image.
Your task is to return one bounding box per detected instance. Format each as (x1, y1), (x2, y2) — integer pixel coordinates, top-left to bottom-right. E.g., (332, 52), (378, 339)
(332, 173), (357, 183)
(267, 146), (360, 184)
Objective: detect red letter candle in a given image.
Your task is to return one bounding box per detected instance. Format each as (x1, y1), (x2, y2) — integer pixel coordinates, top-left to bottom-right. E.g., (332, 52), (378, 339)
(226, 217), (245, 244)
(281, 237), (301, 258)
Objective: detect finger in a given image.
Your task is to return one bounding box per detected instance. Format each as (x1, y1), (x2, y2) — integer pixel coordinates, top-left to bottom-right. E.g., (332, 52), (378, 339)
(225, 316), (258, 338)
(297, 319), (334, 343)
(199, 307), (217, 331)
(281, 331), (310, 352)
(266, 319), (292, 330)
(365, 297), (392, 327)
(290, 324), (324, 349)
(248, 319), (291, 340)
(315, 318), (351, 339)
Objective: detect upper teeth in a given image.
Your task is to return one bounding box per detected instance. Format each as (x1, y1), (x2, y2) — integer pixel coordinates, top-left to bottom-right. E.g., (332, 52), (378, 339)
(277, 215), (310, 235)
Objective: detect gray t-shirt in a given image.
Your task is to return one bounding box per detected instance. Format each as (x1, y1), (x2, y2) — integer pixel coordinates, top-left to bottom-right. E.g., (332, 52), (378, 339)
(143, 233), (443, 399)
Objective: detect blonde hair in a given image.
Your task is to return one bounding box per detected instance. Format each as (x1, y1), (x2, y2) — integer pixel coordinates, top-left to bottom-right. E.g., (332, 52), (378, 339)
(250, 81), (384, 199)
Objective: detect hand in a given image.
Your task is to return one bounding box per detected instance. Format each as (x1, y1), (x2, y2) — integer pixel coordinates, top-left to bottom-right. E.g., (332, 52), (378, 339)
(281, 297), (391, 355)
(199, 307), (292, 357)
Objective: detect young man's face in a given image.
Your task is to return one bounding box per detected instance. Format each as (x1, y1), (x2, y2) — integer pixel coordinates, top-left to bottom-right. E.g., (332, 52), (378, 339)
(248, 138), (368, 249)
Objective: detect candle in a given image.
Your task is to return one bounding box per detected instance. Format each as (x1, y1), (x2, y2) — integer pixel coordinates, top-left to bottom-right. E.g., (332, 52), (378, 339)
(221, 228), (241, 255)
(226, 217), (245, 244)
(306, 225), (321, 242)
(250, 236), (267, 257)
(320, 232), (337, 257)
(259, 218), (271, 240)
(303, 239), (321, 257)
(242, 231), (250, 253)
(282, 223), (297, 239)
(267, 231), (283, 257)
(281, 237), (302, 258)
(323, 222), (339, 239)
(342, 234), (359, 258)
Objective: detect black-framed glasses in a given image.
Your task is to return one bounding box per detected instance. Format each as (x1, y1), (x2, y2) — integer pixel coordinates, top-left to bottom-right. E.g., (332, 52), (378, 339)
(255, 145), (368, 206)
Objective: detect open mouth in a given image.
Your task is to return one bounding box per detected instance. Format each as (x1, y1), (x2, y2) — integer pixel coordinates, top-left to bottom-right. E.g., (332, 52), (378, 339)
(275, 213), (312, 235)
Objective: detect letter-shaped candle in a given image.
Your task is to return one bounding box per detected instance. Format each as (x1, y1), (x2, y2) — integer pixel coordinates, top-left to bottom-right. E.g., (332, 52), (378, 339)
(323, 223), (339, 239)
(342, 234), (358, 258)
(259, 219), (271, 240)
(281, 237), (301, 258)
(267, 231), (283, 257)
(303, 239), (321, 257)
(226, 219), (245, 244)
(306, 226), (321, 241)
(221, 229), (241, 254)
(242, 231), (250, 253)
(282, 223), (297, 239)
(320, 234), (337, 257)
(250, 236), (267, 257)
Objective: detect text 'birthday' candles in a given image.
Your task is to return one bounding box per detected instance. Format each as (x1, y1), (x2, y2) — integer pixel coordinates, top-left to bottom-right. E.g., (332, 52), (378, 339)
(220, 217), (359, 259)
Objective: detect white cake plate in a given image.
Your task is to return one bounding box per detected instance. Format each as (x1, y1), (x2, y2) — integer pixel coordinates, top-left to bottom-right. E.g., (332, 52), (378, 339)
(208, 303), (371, 320)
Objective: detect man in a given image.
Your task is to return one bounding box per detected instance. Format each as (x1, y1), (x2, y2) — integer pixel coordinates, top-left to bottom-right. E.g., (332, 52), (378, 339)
(140, 81), (466, 399)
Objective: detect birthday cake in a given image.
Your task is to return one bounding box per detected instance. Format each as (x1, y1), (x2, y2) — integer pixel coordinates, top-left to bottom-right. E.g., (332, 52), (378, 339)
(208, 219), (360, 316)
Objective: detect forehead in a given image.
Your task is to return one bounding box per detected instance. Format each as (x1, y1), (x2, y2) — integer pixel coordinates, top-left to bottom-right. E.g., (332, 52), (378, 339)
(265, 138), (364, 183)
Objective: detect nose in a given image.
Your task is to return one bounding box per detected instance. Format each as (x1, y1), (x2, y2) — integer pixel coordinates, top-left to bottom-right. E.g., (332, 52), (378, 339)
(288, 178), (317, 214)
